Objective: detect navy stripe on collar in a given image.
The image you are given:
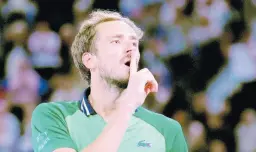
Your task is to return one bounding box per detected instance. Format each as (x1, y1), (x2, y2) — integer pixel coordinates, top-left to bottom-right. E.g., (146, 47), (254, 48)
(80, 87), (96, 116)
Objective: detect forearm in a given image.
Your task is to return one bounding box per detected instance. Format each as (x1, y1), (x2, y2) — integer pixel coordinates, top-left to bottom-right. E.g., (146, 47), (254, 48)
(81, 107), (133, 152)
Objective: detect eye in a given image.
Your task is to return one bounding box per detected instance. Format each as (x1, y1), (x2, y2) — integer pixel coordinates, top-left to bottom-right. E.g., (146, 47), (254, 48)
(133, 42), (138, 47)
(111, 40), (120, 44)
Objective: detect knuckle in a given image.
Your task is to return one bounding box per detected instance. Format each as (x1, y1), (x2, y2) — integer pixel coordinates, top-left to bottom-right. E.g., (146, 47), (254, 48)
(144, 68), (149, 72)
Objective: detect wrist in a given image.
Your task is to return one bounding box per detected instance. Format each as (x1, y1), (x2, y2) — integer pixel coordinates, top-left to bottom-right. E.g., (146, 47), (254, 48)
(115, 91), (137, 117)
(118, 103), (136, 114)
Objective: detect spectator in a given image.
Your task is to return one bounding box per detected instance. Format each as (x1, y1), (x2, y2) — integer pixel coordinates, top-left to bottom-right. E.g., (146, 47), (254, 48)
(235, 108), (256, 152)
(187, 121), (207, 152)
(7, 57), (40, 114)
(0, 99), (20, 152)
(119, 0), (144, 18)
(4, 19), (30, 80)
(206, 28), (256, 115)
(27, 21), (62, 80)
(1, 0), (38, 25)
(73, 0), (94, 30)
(209, 139), (227, 152)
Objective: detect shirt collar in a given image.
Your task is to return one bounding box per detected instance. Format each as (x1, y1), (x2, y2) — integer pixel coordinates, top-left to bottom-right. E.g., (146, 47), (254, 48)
(80, 87), (138, 116)
(80, 87), (96, 116)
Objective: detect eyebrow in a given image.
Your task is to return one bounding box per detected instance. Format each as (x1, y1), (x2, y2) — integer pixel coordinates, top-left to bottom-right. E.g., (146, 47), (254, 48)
(110, 34), (138, 41)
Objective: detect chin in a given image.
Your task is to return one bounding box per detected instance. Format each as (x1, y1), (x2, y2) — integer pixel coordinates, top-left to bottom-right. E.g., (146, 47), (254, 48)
(116, 70), (130, 79)
(116, 74), (129, 83)
(111, 78), (129, 89)
(110, 74), (129, 89)
(121, 73), (130, 81)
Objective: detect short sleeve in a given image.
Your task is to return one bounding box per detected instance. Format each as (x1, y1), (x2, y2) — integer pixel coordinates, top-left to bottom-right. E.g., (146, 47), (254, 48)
(31, 103), (78, 152)
(170, 124), (188, 152)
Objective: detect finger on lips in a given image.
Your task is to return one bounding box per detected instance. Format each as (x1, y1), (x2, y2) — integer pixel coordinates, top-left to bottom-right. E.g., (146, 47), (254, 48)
(129, 51), (137, 75)
(129, 51), (158, 94)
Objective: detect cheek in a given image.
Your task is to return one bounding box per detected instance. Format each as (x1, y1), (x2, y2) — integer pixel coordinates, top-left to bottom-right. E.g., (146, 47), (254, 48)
(103, 60), (116, 67)
(99, 44), (122, 57)
(98, 56), (119, 70)
(101, 53), (122, 66)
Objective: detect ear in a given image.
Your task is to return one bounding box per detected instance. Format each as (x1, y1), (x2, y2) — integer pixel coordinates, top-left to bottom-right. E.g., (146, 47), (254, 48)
(82, 52), (96, 69)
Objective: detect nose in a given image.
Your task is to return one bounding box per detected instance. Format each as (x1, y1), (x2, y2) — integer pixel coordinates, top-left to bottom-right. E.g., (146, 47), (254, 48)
(125, 48), (140, 61)
(125, 42), (136, 55)
(126, 49), (132, 54)
(125, 48), (138, 59)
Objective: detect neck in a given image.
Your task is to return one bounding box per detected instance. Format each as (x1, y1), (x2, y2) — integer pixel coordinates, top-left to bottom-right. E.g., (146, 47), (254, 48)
(89, 75), (123, 117)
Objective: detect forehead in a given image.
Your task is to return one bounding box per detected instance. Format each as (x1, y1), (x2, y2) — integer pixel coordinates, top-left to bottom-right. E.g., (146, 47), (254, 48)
(95, 20), (137, 39)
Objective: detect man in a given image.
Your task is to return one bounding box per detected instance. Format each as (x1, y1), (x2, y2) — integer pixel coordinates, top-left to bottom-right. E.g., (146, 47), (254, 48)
(31, 10), (188, 152)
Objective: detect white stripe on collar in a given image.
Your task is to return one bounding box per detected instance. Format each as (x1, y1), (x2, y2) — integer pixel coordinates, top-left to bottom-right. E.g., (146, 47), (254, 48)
(83, 98), (90, 116)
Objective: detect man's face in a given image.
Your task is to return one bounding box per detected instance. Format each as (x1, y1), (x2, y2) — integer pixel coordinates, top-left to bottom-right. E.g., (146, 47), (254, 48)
(93, 20), (140, 88)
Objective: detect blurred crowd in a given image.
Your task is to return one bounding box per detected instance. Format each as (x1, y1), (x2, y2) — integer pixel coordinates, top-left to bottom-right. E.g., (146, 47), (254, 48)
(0, 0), (256, 152)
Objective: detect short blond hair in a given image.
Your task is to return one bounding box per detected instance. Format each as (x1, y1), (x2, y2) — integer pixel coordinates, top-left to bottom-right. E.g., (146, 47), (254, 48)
(71, 10), (144, 84)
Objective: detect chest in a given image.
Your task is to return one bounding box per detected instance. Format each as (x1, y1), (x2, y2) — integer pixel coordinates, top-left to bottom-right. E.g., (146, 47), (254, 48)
(66, 114), (166, 152)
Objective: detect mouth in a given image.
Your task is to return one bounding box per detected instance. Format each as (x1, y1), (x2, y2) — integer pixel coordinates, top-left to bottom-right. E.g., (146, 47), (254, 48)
(124, 61), (131, 67)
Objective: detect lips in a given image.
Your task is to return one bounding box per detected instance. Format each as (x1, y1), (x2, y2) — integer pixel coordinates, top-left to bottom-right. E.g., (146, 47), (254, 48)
(122, 56), (131, 67)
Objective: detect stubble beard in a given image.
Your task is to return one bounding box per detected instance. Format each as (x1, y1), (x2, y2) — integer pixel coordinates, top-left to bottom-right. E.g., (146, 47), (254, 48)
(99, 66), (129, 90)
(107, 77), (129, 89)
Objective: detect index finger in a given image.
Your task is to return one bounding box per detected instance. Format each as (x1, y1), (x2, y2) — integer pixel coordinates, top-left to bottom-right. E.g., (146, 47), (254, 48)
(129, 51), (138, 75)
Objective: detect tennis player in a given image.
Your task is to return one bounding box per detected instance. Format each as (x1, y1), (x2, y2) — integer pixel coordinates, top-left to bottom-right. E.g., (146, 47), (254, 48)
(31, 10), (188, 152)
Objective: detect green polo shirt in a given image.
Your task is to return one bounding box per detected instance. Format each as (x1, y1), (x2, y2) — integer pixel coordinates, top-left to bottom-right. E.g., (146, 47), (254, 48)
(31, 88), (188, 152)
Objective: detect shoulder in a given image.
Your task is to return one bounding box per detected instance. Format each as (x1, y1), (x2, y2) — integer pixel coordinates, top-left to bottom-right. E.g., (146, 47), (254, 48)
(32, 101), (80, 120)
(31, 102), (80, 152)
(135, 107), (187, 151)
(33, 101), (79, 111)
(135, 107), (182, 134)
